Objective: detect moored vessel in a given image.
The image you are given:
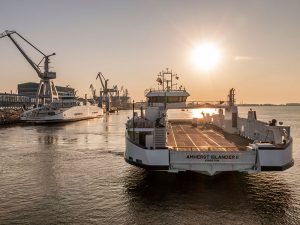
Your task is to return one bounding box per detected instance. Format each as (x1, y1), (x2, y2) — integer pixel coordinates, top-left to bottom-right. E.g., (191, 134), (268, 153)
(124, 68), (293, 176)
(20, 100), (102, 123)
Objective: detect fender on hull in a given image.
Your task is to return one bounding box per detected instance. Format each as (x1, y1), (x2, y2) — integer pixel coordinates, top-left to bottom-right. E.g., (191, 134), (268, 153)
(261, 160), (294, 171)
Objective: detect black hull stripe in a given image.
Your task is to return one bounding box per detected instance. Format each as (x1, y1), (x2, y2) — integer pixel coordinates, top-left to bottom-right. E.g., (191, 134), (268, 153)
(124, 158), (169, 170)
(261, 160), (294, 171)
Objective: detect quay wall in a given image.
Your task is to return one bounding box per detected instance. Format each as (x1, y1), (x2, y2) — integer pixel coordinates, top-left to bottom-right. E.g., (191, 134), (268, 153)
(0, 108), (23, 125)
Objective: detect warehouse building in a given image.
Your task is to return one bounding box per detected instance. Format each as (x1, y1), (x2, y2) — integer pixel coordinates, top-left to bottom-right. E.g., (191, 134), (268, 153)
(18, 82), (75, 100)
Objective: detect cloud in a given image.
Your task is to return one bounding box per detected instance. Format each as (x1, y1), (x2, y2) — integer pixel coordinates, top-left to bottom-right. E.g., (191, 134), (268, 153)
(234, 56), (261, 61)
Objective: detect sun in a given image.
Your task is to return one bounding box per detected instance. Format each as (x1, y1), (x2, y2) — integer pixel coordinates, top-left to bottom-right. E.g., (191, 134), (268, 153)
(191, 43), (222, 71)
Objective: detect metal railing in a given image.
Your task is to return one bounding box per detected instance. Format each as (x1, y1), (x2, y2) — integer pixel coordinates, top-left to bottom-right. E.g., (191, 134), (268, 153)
(169, 145), (250, 151)
(0, 93), (32, 109)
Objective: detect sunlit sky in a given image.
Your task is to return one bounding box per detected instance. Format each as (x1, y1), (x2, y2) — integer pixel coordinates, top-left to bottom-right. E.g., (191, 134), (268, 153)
(0, 0), (300, 104)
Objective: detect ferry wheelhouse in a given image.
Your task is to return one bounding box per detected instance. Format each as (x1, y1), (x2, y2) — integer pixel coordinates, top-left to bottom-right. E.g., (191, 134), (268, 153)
(125, 68), (293, 176)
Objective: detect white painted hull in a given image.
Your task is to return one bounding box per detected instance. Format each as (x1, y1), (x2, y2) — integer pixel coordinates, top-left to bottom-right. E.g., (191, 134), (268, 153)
(125, 136), (169, 169)
(125, 136), (294, 176)
(257, 140), (294, 171)
(20, 105), (103, 123)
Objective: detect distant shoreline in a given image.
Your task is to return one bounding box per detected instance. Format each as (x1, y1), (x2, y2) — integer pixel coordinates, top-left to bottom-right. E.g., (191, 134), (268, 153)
(238, 104), (300, 106)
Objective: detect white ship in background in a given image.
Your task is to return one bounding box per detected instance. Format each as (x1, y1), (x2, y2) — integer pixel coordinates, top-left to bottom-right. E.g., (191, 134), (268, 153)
(20, 97), (103, 123)
(0, 30), (103, 123)
(125, 68), (293, 176)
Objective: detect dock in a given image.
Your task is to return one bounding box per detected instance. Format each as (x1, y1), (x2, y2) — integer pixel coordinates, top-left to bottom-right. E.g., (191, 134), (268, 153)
(0, 108), (22, 125)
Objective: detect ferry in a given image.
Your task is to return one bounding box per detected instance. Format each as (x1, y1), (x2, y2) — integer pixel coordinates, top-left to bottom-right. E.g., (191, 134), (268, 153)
(124, 69), (293, 176)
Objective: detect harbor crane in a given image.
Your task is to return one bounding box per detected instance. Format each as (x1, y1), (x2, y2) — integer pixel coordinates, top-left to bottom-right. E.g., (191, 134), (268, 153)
(118, 85), (130, 108)
(0, 30), (59, 106)
(96, 72), (117, 112)
(89, 84), (96, 100)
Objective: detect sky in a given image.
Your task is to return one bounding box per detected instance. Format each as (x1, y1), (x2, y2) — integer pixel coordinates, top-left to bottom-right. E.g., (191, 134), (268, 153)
(0, 0), (300, 104)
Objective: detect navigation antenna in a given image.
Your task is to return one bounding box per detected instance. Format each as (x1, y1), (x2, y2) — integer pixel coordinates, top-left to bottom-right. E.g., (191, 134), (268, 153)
(156, 68), (179, 91)
(0, 30), (58, 106)
(228, 88), (235, 107)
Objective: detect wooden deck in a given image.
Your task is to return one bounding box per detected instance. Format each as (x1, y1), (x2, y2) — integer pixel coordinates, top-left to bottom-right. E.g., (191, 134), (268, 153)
(167, 122), (251, 151)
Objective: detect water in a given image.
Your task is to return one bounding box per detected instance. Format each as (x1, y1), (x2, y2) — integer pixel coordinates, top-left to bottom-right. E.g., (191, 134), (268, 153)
(0, 107), (300, 224)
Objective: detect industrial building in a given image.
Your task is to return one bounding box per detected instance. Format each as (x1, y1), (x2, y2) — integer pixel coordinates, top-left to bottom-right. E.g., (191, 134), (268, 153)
(0, 83), (76, 108)
(18, 82), (75, 100)
(0, 93), (31, 108)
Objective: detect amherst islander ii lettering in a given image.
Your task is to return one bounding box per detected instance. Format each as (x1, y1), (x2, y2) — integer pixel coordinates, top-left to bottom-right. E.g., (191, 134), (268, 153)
(186, 154), (240, 160)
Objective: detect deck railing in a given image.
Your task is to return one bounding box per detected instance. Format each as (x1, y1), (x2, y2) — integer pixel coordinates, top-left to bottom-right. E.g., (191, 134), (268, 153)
(169, 145), (250, 151)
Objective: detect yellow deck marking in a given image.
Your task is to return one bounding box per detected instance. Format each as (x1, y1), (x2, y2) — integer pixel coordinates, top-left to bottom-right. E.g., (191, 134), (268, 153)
(169, 123), (178, 150)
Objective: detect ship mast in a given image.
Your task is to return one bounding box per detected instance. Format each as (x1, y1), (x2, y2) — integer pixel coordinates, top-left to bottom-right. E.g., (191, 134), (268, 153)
(156, 68), (179, 91)
(228, 88), (235, 107)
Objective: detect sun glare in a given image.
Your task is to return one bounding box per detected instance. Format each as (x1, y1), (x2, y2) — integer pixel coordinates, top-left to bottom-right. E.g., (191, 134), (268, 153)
(191, 108), (218, 119)
(191, 43), (222, 71)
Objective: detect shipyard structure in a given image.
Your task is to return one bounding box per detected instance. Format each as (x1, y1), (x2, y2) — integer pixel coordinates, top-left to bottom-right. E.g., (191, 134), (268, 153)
(0, 82), (75, 108)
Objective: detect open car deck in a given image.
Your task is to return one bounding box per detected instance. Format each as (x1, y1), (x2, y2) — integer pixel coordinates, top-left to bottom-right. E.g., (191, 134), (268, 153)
(167, 121), (252, 151)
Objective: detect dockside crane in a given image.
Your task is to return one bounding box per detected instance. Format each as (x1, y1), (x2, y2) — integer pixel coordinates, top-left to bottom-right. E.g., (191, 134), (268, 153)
(115, 85), (128, 108)
(96, 72), (117, 112)
(0, 30), (59, 106)
(89, 84), (96, 100)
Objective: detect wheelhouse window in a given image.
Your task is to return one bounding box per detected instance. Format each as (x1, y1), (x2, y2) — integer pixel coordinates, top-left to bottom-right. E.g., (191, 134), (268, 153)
(148, 96), (187, 103)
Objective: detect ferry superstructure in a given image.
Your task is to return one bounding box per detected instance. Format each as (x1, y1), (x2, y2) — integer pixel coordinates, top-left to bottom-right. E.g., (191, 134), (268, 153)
(124, 68), (293, 176)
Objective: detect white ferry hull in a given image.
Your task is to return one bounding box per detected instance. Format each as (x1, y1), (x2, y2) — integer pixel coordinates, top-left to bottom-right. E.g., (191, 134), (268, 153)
(258, 140), (294, 171)
(125, 137), (294, 176)
(20, 105), (103, 123)
(125, 136), (169, 170)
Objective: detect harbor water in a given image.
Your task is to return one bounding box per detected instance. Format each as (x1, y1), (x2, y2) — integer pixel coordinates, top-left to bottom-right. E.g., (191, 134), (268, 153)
(0, 106), (300, 224)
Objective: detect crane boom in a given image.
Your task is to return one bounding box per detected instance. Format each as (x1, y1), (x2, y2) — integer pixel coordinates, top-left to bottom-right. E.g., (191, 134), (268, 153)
(96, 72), (107, 91)
(0, 30), (43, 78)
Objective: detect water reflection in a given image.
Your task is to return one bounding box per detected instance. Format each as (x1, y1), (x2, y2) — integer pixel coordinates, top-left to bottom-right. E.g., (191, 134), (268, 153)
(38, 134), (59, 145)
(123, 169), (298, 224)
(35, 124), (72, 145)
(167, 108), (219, 120)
